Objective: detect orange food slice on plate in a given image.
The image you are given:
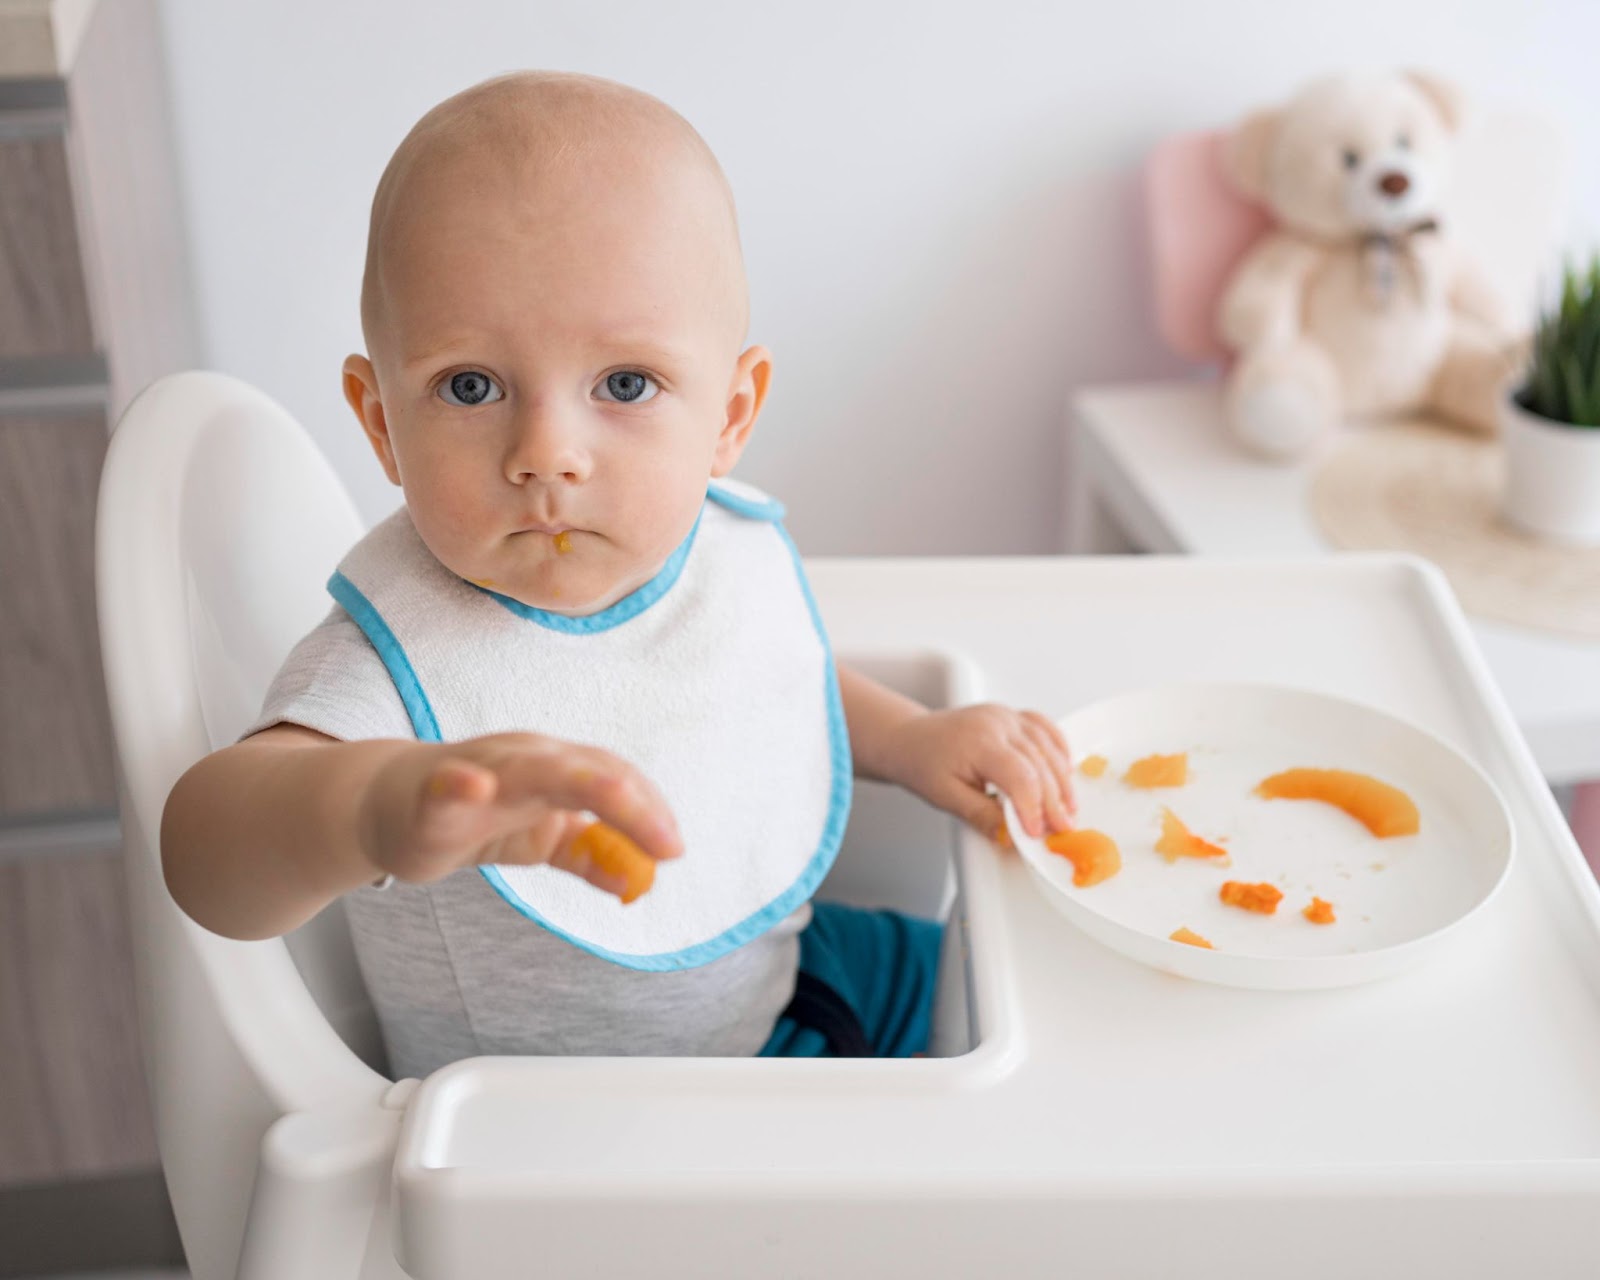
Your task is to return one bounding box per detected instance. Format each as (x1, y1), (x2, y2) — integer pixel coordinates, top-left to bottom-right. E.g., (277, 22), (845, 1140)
(1079, 754), (1109, 778)
(1219, 880), (1284, 915)
(1044, 827), (1122, 887)
(1123, 752), (1188, 788)
(1154, 807), (1230, 864)
(1170, 927), (1214, 949)
(1254, 768), (1419, 837)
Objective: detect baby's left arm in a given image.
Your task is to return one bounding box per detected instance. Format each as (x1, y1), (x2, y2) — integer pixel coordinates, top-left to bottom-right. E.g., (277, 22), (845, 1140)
(835, 663), (1075, 846)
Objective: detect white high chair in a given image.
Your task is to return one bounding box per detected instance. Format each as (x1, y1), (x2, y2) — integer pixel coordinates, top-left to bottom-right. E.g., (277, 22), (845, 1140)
(95, 369), (975, 1279)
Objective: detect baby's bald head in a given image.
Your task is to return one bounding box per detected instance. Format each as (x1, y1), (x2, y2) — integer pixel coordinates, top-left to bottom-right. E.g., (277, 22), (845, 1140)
(341, 71), (773, 618)
(359, 71), (748, 370)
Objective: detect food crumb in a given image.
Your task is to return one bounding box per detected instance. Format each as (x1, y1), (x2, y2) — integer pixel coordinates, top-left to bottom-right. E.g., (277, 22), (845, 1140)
(1080, 754), (1109, 778)
(1154, 808), (1230, 864)
(1170, 927), (1214, 949)
(1123, 753), (1189, 788)
(1303, 897), (1336, 925)
(1219, 880), (1284, 914)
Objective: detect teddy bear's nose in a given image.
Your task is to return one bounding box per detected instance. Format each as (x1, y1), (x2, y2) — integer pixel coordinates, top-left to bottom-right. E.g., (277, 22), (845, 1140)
(1378, 171), (1410, 198)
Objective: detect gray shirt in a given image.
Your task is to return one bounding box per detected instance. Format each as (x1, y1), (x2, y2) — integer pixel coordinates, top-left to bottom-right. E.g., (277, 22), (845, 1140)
(246, 604), (807, 1080)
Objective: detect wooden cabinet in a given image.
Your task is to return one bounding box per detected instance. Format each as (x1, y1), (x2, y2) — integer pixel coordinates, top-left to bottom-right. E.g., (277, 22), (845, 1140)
(0, 0), (197, 1268)
(0, 408), (115, 821)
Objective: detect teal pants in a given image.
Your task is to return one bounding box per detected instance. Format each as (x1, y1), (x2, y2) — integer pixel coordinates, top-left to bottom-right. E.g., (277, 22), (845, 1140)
(758, 901), (944, 1058)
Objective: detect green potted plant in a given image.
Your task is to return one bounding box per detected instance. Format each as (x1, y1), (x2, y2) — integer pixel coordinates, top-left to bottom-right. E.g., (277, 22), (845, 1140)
(1503, 254), (1600, 545)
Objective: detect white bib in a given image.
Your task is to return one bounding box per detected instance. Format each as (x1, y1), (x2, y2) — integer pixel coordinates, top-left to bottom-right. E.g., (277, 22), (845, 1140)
(328, 480), (850, 972)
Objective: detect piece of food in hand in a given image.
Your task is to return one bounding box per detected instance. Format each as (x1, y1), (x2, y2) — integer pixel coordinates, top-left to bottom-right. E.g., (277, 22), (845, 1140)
(1154, 807), (1230, 864)
(992, 819), (1014, 851)
(1170, 927), (1215, 949)
(1254, 768), (1419, 838)
(1044, 827), (1122, 887)
(1123, 752), (1189, 788)
(1220, 880), (1284, 915)
(571, 821), (657, 904)
(1079, 754), (1109, 778)
(1302, 896), (1337, 925)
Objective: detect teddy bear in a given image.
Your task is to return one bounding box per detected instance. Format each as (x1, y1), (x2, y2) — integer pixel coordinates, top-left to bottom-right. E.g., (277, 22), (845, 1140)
(1217, 70), (1523, 462)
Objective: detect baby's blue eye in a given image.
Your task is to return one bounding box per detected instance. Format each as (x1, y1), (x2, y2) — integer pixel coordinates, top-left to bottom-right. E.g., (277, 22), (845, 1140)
(438, 370), (503, 407)
(596, 371), (658, 404)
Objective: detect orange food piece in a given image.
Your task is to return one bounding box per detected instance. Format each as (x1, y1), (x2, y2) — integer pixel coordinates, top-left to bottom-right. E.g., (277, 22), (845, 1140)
(992, 819), (1014, 851)
(1219, 880), (1284, 915)
(571, 821), (656, 904)
(1170, 927), (1214, 949)
(1044, 827), (1122, 887)
(1254, 768), (1419, 838)
(553, 530), (574, 555)
(1123, 752), (1189, 788)
(1303, 896), (1337, 925)
(1079, 754), (1109, 778)
(1154, 807), (1230, 864)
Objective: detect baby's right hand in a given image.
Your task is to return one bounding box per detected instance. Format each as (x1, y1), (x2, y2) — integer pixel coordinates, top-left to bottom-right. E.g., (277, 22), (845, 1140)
(357, 733), (683, 901)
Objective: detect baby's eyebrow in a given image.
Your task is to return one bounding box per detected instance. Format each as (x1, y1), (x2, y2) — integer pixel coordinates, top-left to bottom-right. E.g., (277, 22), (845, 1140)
(402, 339), (479, 371)
(590, 336), (693, 367)
(399, 336), (693, 373)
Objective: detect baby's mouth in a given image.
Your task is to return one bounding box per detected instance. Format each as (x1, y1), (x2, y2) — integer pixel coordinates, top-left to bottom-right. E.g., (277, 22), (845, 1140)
(510, 524), (581, 555)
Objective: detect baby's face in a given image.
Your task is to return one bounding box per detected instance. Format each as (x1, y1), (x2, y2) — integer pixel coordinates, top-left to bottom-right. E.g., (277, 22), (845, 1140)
(348, 154), (764, 614)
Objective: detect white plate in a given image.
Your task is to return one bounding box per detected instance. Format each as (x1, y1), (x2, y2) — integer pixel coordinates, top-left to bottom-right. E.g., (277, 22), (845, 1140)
(1000, 683), (1514, 990)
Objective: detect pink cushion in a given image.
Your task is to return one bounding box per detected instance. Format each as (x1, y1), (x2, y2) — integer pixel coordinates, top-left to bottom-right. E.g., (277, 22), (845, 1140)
(1145, 130), (1273, 363)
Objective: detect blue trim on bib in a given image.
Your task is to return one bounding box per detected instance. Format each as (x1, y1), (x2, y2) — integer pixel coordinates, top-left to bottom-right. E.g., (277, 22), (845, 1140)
(328, 502), (852, 973)
(705, 480), (786, 522)
(470, 508), (705, 634)
(327, 572), (443, 741)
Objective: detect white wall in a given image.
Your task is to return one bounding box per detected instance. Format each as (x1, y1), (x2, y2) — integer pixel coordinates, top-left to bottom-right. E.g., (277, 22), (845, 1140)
(153, 0), (1600, 555)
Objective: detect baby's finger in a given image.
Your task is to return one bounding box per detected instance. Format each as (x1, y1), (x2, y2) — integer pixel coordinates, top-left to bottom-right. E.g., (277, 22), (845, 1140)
(478, 812), (654, 904)
(1021, 716), (1078, 817)
(410, 758), (504, 850)
(1013, 732), (1073, 834)
(492, 748), (683, 862)
(928, 776), (1006, 844)
(985, 750), (1046, 839)
(1022, 710), (1073, 763)
(477, 807), (586, 868)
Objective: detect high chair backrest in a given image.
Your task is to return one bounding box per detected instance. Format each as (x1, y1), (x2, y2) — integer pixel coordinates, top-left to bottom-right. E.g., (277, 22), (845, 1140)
(1144, 106), (1569, 365)
(97, 370), (389, 1280)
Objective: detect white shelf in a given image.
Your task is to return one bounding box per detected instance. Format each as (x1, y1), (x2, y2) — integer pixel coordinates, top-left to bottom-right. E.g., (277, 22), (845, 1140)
(1071, 380), (1600, 785)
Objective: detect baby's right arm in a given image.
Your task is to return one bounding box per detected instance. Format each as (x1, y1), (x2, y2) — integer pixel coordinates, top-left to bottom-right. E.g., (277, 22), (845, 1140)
(160, 723), (684, 941)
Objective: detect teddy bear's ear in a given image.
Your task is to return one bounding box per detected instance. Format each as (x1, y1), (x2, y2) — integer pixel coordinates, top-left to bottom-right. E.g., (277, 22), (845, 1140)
(1223, 108), (1279, 204)
(1402, 69), (1466, 133)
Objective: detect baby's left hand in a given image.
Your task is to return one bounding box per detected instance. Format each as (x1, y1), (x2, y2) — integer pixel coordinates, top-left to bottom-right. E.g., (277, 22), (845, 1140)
(881, 704), (1075, 846)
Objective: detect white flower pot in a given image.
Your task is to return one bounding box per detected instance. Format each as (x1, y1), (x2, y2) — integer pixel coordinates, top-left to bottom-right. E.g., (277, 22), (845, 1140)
(1501, 394), (1600, 546)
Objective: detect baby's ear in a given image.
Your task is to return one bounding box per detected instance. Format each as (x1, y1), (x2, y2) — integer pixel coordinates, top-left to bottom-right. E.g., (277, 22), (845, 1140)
(711, 345), (772, 477)
(343, 354), (402, 486)
(1223, 107), (1280, 205)
(1401, 69), (1466, 134)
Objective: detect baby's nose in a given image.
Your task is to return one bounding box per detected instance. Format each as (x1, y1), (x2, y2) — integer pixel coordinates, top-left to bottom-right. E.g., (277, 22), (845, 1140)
(1377, 171), (1410, 198)
(505, 408), (591, 483)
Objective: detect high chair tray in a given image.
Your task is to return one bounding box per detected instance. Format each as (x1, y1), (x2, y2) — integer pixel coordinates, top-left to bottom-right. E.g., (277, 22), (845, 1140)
(390, 555), (1600, 1280)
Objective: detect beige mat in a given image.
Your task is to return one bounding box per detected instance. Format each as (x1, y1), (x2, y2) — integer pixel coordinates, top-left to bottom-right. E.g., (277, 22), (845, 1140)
(1310, 419), (1600, 641)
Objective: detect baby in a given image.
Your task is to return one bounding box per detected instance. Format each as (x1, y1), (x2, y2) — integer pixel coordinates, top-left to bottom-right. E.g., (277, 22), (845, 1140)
(161, 71), (1076, 1077)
